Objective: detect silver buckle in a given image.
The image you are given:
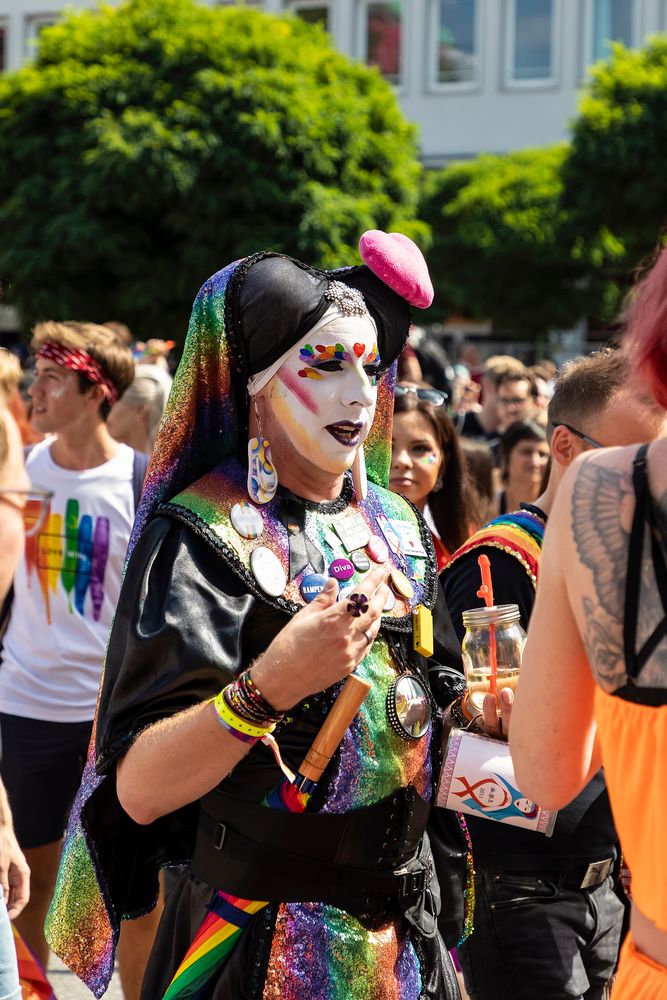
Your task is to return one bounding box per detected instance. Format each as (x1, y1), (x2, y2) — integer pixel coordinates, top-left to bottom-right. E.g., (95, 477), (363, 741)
(580, 858), (613, 889)
(394, 866), (427, 899)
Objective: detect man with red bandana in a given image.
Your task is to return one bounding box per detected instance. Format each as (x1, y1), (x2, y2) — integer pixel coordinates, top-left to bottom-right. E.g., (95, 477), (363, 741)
(0, 322), (154, 998)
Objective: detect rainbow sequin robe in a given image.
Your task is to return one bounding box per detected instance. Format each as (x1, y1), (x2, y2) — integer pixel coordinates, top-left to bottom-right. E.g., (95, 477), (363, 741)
(47, 459), (455, 999)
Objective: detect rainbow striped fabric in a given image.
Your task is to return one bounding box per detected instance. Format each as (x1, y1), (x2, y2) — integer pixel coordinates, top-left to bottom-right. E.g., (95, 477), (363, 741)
(162, 894), (267, 999)
(444, 509), (546, 587)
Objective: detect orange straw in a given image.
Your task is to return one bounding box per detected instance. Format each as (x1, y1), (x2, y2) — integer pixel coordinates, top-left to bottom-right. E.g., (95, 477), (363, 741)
(476, 554), (498, 697)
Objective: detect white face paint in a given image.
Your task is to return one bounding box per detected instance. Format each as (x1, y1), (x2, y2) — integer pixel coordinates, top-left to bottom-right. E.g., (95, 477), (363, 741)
(258, 318), (380, 478)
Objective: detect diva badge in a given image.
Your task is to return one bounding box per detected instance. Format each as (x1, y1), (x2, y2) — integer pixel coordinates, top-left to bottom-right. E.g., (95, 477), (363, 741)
(329, 558), (355, 582)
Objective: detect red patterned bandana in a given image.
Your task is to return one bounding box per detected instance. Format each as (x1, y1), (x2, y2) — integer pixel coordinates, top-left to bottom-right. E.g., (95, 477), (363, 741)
(36, 342), (118, 405)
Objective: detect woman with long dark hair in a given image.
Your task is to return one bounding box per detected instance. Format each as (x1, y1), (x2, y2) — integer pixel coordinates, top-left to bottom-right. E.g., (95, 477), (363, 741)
(390, 385), (470, 570)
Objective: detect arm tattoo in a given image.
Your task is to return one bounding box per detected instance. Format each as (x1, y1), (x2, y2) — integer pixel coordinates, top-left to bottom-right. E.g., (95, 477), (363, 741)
(571, 462), (667, 691)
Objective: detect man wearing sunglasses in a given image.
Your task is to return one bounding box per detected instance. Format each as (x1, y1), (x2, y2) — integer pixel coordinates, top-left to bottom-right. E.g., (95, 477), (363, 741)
(442, 348), (667, 1000)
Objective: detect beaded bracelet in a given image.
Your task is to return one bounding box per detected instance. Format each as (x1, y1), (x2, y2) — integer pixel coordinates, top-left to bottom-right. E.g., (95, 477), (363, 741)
(240, 670), (284, 722)
(224, 673), (283, 726)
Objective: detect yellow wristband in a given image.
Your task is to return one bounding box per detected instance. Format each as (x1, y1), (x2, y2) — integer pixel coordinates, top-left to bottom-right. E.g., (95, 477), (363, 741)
(214, 689), (275, 738)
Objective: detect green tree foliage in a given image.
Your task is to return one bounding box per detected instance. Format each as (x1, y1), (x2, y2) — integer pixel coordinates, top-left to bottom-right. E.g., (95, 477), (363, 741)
(421, 145), (624, 335)
(0, 0), (425, 339)
(562, 38), (667, 268)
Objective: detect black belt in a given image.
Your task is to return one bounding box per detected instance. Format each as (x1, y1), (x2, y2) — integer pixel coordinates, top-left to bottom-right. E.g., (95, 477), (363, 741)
(481, 857), (615, 891)
(191, 785), (432, 915)
(552, 857), (615, 889)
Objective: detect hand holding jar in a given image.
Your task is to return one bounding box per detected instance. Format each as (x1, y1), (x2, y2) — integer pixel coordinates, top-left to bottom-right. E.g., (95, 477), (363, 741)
(461, 604), (526, 739)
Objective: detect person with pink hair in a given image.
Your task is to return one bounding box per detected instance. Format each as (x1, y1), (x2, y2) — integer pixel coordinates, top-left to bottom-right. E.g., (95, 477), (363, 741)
(511, 248), (667, 999)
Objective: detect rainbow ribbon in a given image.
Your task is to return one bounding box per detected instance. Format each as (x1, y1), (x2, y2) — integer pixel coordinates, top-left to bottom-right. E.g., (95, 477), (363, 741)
(162, 893), (267, 999)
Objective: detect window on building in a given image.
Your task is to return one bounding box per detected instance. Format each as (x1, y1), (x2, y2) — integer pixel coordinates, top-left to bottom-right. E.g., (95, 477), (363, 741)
(25, 15), (58, 57)
(289, 3), (330, 29)
(0, 23), (6, 72)
(509, 0), (555, 82)
(435, 0), (477, 85)
(591, 0), (633, 62)
(364, 2), (403, 86)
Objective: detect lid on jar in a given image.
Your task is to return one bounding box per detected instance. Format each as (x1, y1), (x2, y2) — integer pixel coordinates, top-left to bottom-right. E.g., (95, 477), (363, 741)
(461, 604), (521, 628)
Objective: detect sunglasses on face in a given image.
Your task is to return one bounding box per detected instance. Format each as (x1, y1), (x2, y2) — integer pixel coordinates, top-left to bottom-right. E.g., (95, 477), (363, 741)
(550, 422), (604, 449)
(395, 384), (448, 406)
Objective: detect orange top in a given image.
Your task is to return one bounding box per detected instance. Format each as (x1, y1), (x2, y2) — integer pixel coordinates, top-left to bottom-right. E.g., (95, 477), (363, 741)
(595, 687), (667, 931)
(431, 532), (450, 574)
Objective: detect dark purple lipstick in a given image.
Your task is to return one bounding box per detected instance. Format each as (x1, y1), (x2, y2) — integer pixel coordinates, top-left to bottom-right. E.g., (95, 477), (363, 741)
(325, 421), (362, 446)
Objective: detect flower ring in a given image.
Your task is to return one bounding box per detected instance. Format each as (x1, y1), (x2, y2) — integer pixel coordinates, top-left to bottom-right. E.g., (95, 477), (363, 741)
(346, 593), (369, 618)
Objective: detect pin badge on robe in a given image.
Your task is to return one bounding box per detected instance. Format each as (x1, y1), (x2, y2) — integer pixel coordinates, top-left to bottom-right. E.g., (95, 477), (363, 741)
(383, 588), (396, 613)
(411, 559), (426, 582)
(230, 501), (264, 540)
(300, 574), (329, 603)
(351, 550), (370, 573)
(329, 558), (355, 583)
(389, 519), (427, 559)
(367, 535), (389, 564)
(250, 547), (287, 597)
(376, 513), (402, 555)
(333, 512), (371, 553)
(390, 569), (414, 601)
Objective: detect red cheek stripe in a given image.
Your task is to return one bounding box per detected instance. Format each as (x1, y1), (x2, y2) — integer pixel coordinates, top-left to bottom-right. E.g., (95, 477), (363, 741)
(277, 368), (319, 414)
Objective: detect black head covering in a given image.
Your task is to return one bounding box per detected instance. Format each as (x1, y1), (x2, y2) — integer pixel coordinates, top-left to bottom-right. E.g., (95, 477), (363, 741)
(234, 254), (411, 378)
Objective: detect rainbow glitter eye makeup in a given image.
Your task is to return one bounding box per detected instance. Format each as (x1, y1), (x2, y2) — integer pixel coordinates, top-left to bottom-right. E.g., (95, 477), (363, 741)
(297, 342), (380, 380)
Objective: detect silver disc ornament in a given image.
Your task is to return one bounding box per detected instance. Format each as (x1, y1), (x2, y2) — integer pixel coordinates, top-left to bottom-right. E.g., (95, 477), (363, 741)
(386, 674), (432, 741)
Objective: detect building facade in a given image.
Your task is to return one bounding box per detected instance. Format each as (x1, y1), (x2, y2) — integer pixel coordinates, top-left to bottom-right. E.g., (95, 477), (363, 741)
(1, 0), (666, 164)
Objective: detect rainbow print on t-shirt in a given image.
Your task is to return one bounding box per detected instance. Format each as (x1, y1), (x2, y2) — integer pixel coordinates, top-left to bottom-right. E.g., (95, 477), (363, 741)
(24, 497), (110, 625)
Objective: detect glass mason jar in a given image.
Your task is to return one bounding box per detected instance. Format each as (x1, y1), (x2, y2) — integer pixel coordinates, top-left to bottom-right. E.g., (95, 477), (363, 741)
(461, 604), (526, 712)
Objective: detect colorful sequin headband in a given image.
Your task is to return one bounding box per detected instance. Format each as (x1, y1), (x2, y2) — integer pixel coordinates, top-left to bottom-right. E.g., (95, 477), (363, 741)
(36, 342), (119, 404)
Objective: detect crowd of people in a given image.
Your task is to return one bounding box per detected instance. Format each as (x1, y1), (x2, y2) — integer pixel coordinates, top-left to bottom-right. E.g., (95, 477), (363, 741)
(0, 230), (663, 1000)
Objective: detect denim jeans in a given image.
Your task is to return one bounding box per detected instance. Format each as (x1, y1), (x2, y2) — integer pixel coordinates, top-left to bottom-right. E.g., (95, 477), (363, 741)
(458, 871), (626, 1000)
(0, 888), (21, 1000)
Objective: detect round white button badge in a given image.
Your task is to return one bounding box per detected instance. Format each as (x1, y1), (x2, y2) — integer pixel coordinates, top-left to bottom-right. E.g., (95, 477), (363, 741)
(231, 501), (264, 540)
(250, 547), (287, 597)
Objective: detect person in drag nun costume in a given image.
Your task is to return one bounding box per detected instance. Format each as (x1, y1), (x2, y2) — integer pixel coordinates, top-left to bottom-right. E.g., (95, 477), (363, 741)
(46, 231), (463, 1000)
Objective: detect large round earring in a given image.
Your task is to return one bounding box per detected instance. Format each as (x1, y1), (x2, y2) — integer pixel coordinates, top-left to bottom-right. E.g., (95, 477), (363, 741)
(247, 398), (278, 504)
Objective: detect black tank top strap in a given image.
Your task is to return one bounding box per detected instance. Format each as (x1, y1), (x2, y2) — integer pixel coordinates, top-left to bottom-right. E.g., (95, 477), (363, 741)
(622, 443), (667, 687)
